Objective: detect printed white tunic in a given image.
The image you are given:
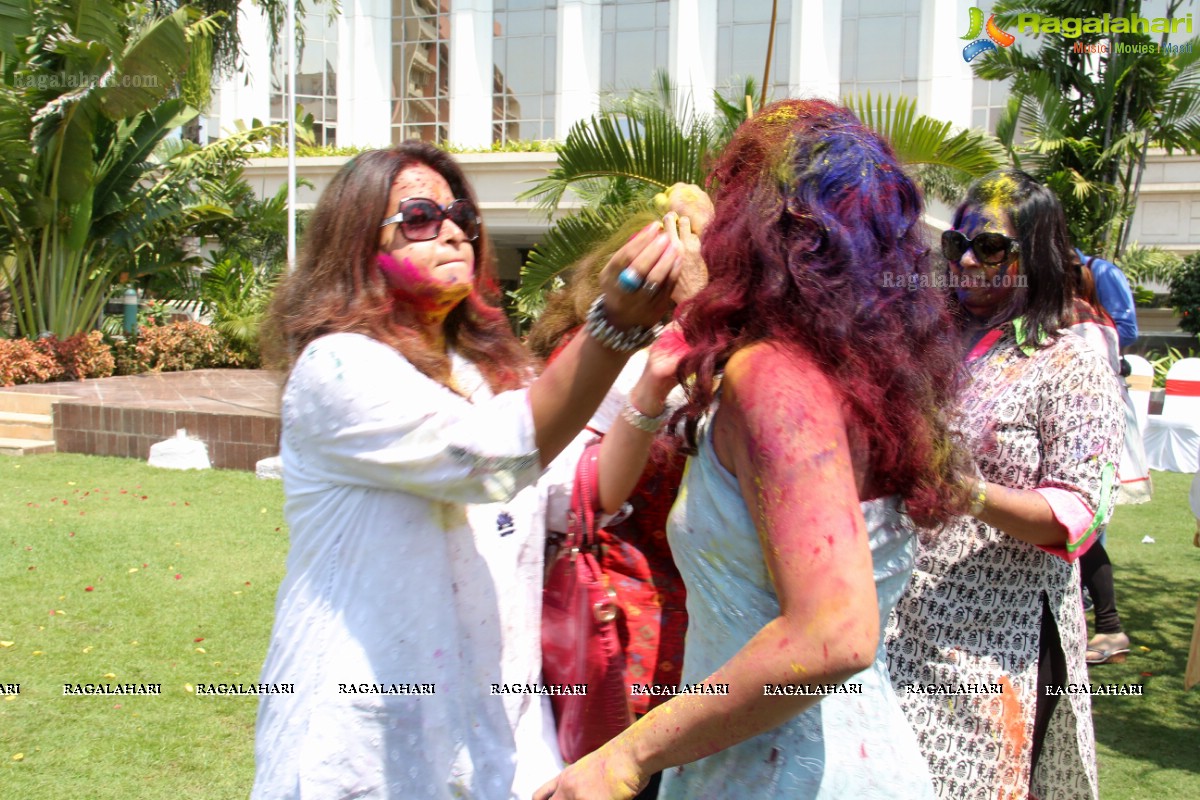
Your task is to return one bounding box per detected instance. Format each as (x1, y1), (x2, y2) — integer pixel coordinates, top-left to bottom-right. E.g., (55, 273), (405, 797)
(885, 327), (1123, 800)
(252, 333), (560, 799)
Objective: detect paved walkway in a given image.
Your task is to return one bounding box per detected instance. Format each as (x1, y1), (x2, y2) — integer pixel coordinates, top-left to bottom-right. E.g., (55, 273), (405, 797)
(3, 369), (283, 416)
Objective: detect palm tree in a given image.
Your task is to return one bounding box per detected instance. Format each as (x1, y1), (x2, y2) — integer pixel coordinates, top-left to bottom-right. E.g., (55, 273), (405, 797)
(977, 0), (1200, 259)
(514, 78), (1006, 322)
(0, 0), (281, 338)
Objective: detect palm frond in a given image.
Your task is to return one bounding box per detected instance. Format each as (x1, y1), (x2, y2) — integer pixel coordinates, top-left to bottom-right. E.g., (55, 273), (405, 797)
(848, 93), (1006, 178)
(518, 104), (713, 212)
(513, 203), (642, 322)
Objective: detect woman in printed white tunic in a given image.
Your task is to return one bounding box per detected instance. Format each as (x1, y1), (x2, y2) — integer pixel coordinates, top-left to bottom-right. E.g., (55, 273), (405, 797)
(886, 169), (1124, 800)
(251, 142), (682, 800)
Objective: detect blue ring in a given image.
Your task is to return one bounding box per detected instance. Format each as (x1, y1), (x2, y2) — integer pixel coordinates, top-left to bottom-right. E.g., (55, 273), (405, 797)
(618, 267), (644, 293)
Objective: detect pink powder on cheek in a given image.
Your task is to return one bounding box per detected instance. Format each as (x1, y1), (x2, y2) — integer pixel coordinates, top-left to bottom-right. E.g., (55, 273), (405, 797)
(376, 252), (470, 312)
(377, 252), (427, 287)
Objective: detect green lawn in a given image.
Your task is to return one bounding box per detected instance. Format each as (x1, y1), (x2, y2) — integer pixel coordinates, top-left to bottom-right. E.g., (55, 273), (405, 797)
(1, 454), (1197, 798)
(1, 454), (287, 799)
(1091, 470), (1200, 798)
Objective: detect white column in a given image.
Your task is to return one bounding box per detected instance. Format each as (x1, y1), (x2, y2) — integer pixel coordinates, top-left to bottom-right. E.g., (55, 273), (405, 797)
(670, 0), (717, 119)
(215, 0), (271, 135)
(337, 0), (393, 147)
(917, 0), (972, 129)
(555, 0), (602, 139)
(791, 0), (841, 101)
(450, 0), (495, 147)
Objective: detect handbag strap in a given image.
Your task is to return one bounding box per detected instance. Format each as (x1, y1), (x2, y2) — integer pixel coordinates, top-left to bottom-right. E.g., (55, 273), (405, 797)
(568, 441), (603, 550)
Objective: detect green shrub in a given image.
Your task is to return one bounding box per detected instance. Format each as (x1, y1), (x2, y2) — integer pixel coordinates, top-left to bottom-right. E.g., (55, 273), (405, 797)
(1146, 346), (1199, 389)
(113, 321), (245, 375)
(1169, 253), (1200, 338)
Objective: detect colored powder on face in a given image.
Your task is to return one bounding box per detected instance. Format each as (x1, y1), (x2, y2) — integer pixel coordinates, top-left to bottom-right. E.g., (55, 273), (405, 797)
(376, 252), (470, 316)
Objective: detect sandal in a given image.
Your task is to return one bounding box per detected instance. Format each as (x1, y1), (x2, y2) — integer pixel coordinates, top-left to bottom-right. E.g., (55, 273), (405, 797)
(1086, 632), (1130, 665)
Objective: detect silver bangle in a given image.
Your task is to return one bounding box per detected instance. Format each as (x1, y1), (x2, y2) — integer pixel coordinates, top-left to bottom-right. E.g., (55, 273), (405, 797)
(584, 297), (661, 353)
(621, 399), (669, 433)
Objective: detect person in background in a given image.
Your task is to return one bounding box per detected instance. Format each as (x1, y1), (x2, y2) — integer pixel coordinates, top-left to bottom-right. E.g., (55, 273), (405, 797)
(887, 170), (1124, 800)
(1067, 263), (1132, 665)
(1078, 249), (1138, 349)
(1075, 250), (1147, 662)
(252, 142), (681, 799)
(536, 98), (968, 800)
(529, 188), (710, 799)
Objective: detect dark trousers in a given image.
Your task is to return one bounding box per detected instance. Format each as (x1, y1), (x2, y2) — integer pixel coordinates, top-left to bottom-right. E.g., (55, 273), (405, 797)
(1031, 592), (1067, 791)
(1080, 540), (1123, 634)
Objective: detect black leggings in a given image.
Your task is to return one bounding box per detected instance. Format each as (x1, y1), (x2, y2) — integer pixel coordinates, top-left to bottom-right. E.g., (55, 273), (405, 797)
(1031, 592), (1068, 790)
(1079, 539), (1123, 634)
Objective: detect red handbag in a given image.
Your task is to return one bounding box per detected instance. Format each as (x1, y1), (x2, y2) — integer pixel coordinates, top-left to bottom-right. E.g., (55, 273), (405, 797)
(542, 441), (633, 763)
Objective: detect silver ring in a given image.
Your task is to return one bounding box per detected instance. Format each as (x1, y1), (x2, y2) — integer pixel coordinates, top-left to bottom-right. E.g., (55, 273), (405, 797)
(618, 267), (644, 293)
(642, 281), (660, 295)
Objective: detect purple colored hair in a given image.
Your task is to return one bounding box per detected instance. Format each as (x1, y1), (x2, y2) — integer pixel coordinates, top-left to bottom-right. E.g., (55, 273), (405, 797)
(676, 99), (968, 524)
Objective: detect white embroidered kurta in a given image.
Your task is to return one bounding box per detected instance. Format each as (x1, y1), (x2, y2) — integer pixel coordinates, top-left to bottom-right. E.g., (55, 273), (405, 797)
(252, 333), (561, 799)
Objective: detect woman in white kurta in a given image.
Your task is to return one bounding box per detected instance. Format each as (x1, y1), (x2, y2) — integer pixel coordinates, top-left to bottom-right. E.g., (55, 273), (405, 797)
(251, 142), (683, 799)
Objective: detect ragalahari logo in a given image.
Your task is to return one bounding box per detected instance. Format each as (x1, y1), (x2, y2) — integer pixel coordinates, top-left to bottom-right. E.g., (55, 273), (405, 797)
(961, 7), (1016, 62)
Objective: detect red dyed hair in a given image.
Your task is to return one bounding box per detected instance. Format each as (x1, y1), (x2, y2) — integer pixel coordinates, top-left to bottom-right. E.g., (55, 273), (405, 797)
(676, 99), (969, 524)
(262, 143), (533, 393)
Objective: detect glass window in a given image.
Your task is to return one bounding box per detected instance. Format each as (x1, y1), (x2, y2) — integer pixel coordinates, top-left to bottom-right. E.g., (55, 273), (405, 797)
(971, 77), (1010, 135)
(601, 0), (669, 100)
(270, 11), (339, 146)
(715, 0), (790, 102)
(493, 0), (557, 145)
(392, 0), (451, 145)
(839, 3), (919, 105)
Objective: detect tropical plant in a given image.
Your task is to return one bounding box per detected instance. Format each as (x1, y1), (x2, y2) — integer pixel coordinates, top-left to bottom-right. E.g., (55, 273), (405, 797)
(1146, 345), (1197, 388)
(0, 0), (283, 340)
(1120, 243), (1184, 285)
(141, 1), (339, 79)
(977, 0), (1200, 259)
(1168, 252), (1200, 338)
(143, 167), (298, 364)
(514, 75), (1006, 322)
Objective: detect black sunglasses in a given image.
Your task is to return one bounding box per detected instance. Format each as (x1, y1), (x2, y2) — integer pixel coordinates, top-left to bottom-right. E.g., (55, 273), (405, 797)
(941, 229), (1020, 265)
(379, 197), (481, 242)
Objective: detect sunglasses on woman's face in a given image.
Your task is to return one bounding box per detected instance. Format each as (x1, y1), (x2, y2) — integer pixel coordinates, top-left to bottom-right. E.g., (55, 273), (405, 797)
(379, 197), (481, 242)
(941, 229), (1020, 265)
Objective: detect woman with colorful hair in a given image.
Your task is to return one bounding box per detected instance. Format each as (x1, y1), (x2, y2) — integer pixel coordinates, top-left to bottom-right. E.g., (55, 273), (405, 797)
(885, 169), (1124, 799)
(535, 98), (968, 799)
(251, 142), (682, 799)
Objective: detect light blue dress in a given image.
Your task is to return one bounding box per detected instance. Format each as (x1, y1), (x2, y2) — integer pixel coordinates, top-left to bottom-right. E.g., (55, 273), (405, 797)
(659, 410), (936, 799)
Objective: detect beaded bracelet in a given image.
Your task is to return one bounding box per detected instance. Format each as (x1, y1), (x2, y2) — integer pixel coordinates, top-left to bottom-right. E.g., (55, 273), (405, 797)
(584, 297), (661, 353)
(621, 399), (669, 433)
